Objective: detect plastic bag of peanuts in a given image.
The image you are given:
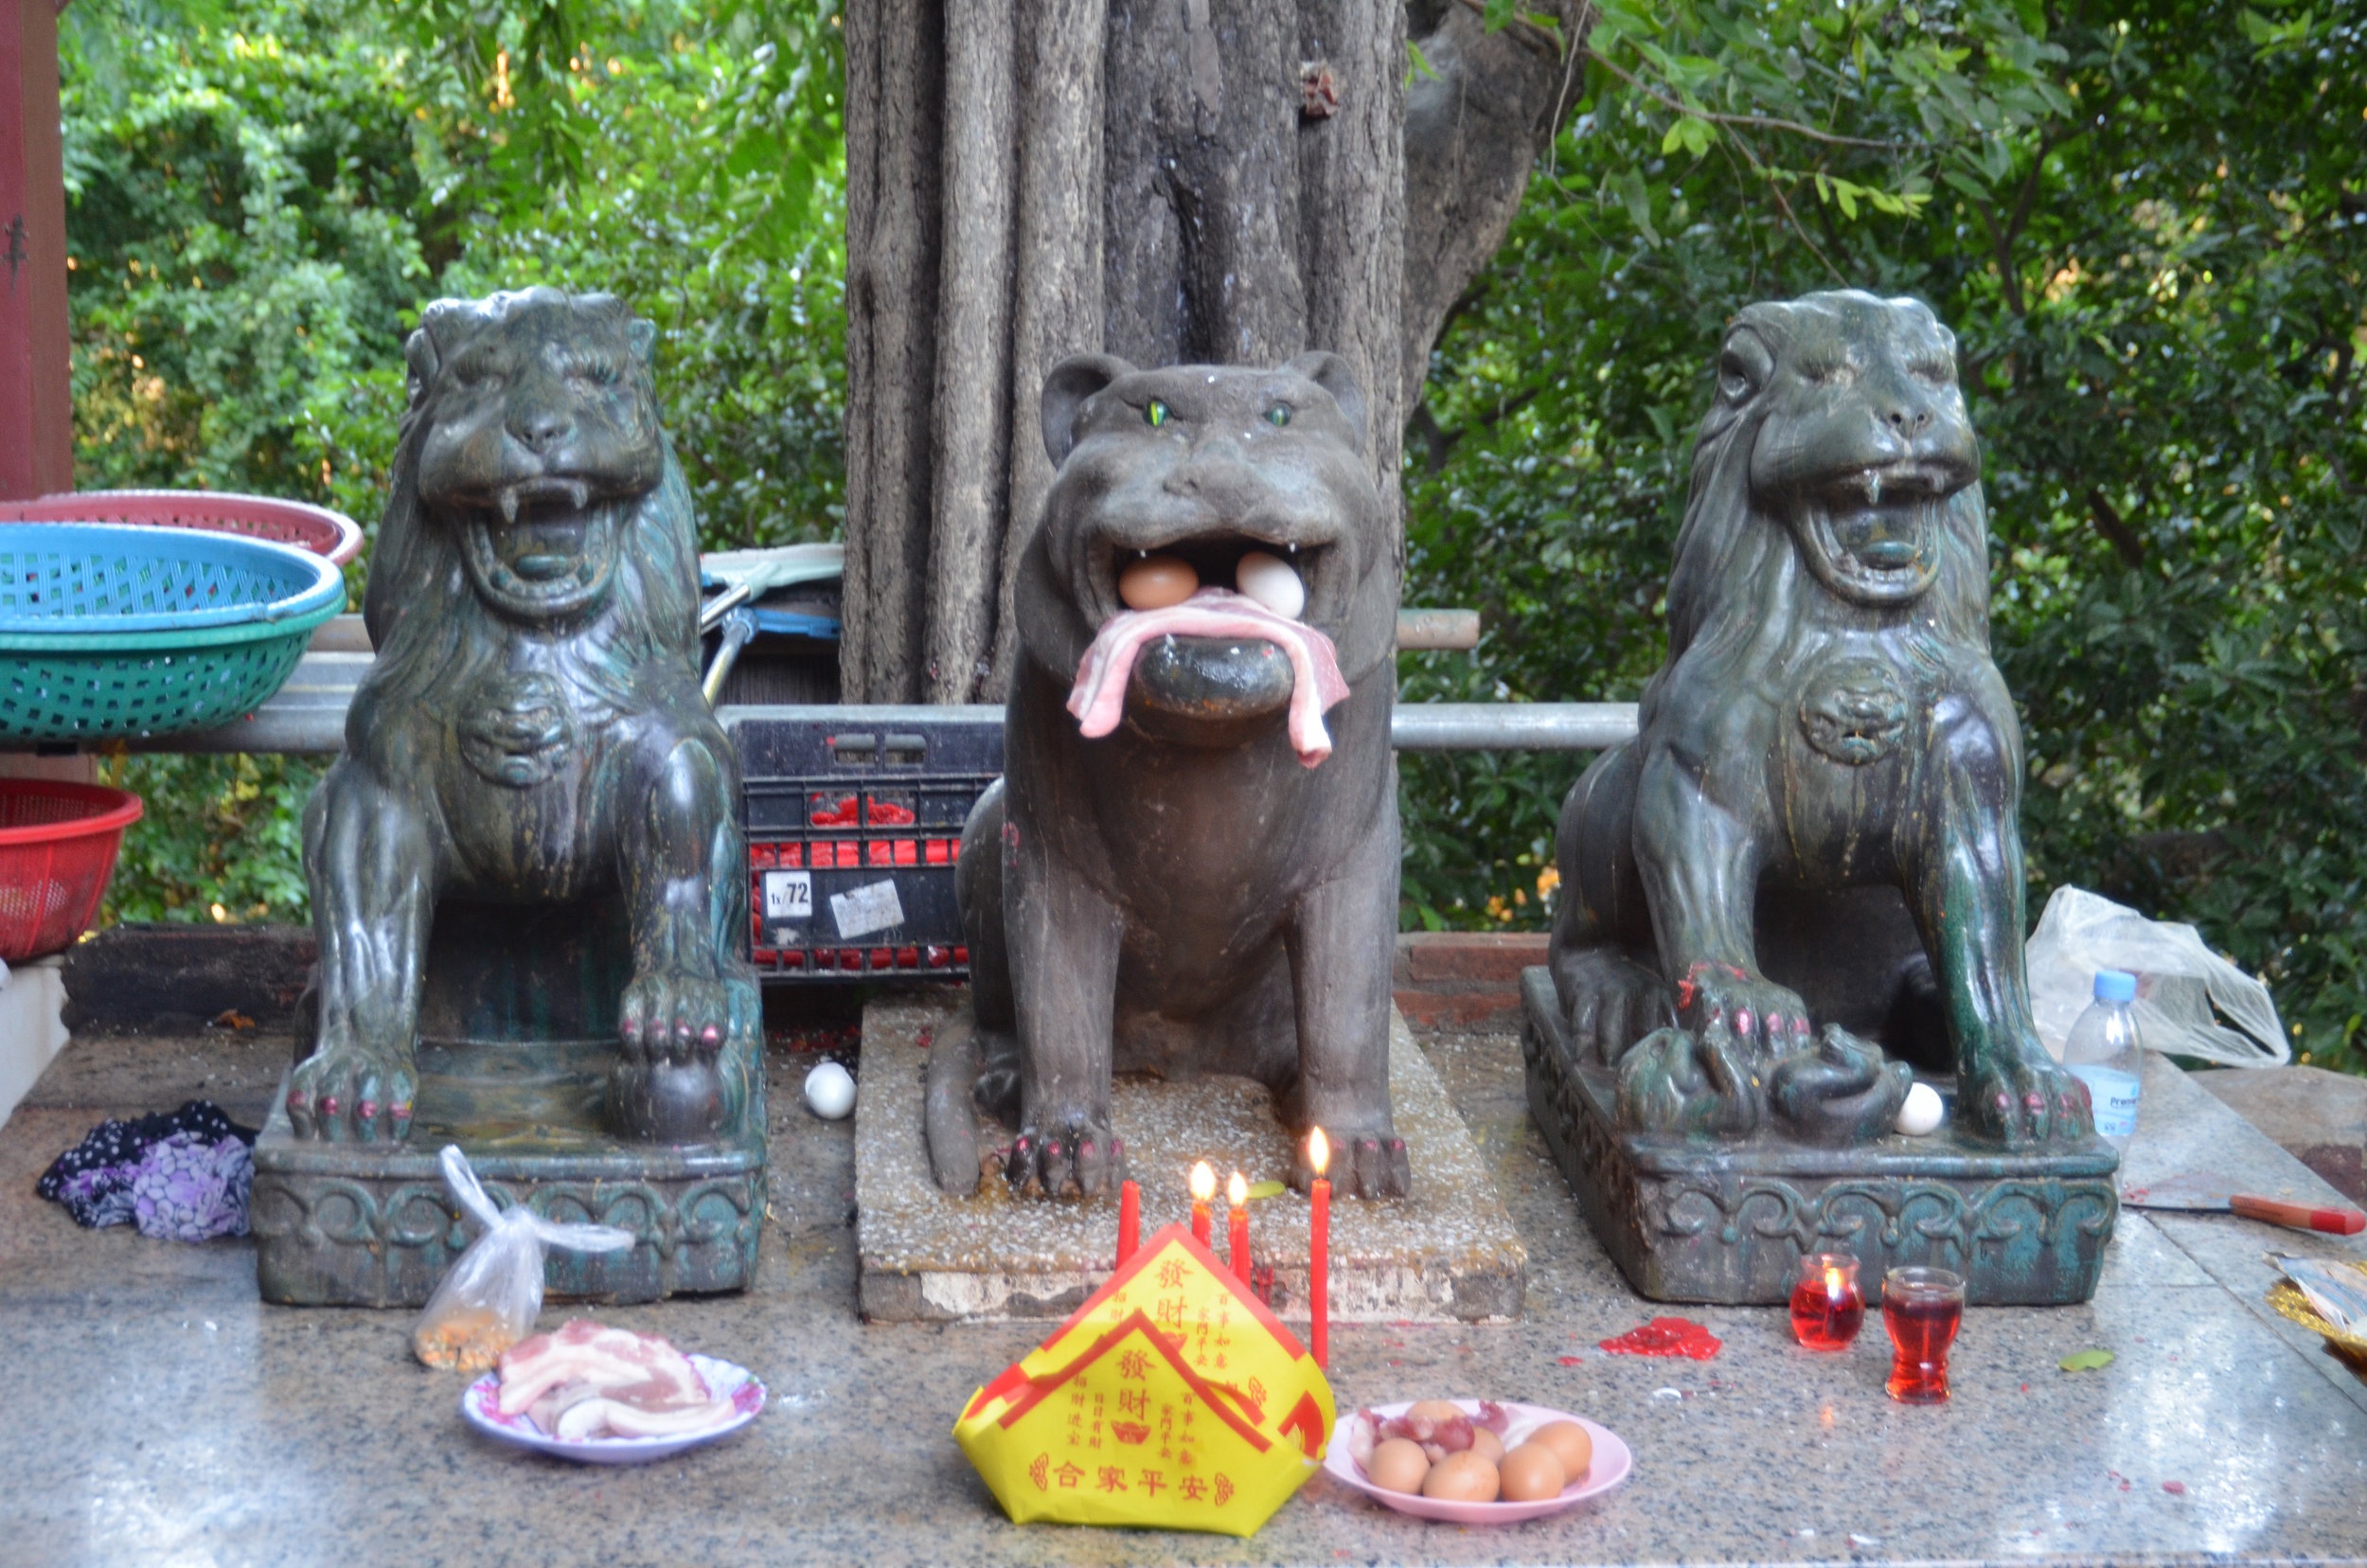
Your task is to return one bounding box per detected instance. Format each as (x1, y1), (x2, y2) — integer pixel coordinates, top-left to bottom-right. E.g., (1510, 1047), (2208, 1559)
(412, 1145), (634, 1372)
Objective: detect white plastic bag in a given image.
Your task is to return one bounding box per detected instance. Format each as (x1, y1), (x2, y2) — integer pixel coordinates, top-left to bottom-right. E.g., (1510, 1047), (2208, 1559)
(412, 1144), (634, 1372)
(2024, 886), (2288, 1068)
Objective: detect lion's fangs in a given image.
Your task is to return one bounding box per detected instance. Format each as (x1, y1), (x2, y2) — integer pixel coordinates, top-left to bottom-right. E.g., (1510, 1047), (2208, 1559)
(494, 478), (593, 524)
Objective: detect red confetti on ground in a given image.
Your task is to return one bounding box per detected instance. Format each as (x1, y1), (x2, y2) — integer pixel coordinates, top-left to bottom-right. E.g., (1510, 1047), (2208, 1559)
(1600, 1317), (1722, 1360)
(2162, 1481), (2186, 1495)
(1557, 1356), (1585, 1366)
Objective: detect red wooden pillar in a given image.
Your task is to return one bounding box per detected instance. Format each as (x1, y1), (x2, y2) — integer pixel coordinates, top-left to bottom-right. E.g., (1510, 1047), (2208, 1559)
(0, 0), (70, 499)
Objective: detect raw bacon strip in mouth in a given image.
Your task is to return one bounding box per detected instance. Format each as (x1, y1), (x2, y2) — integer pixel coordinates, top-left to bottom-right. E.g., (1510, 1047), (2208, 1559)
(1065, 588), (1352, 766)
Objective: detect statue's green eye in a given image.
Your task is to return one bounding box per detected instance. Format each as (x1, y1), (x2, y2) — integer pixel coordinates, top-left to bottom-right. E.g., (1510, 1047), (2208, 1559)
(1264, 404), (1290, 427)
(1145, 399), (1169, 428)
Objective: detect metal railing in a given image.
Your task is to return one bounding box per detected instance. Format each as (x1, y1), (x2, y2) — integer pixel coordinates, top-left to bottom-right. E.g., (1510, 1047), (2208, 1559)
(115, 652), (1640, 756)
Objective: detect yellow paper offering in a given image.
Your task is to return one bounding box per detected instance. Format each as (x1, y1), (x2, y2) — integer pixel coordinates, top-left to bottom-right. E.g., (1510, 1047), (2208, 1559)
(953, 1222), (1335, 1536)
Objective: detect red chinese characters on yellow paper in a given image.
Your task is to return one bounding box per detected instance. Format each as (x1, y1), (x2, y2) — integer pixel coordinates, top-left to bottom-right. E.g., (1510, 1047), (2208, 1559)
(952, 1223), (1335, 1537)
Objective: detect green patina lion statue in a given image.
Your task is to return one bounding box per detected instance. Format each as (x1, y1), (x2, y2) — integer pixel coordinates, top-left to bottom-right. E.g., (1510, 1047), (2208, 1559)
(286, 287), (759, 1147)
(1549, 289), (2091, 1149)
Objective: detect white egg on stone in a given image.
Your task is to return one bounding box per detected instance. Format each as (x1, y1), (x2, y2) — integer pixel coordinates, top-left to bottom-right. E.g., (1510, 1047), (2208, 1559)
(804, 1060), (857, 1120)
(1234, 550), (1306, 619)
(1895, 1079), (1945, 1136)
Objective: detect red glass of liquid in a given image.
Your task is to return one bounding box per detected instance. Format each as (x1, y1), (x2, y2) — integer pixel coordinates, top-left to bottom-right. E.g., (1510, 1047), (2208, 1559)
(1789, 1254), (1865, 1349)
(1882, 1265), (1967, 1404)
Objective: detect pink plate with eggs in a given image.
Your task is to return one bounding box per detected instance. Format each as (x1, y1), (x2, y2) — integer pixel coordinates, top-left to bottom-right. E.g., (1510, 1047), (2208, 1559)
(462, 1353), (765, 1465)
(1323, 1399), (1632, 1523)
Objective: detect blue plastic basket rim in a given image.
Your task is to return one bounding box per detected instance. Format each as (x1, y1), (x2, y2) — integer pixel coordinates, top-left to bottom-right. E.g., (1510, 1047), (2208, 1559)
(0, 522), (347, 633)
(0, 594), (342, 653)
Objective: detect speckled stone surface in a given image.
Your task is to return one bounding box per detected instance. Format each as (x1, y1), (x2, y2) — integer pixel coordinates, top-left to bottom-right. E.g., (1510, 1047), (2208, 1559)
(854, 995), (1528, 1323)
(3, 1021), (2364, 1567)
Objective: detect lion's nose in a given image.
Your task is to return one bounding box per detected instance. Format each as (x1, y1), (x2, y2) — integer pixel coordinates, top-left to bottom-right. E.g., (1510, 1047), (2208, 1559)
(510, 407), (573, 454)
(1882, 401), (1934, 436)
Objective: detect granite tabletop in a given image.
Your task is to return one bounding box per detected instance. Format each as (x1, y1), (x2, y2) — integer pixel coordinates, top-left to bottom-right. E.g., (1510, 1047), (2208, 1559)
(3, 1015), (2362, 1568)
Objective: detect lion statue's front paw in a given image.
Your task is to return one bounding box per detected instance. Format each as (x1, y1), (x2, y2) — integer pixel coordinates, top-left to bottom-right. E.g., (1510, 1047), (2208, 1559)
(1957, 1044), (2093, 1147)
(610, 971), (756, 1142)
(1005, 1106), (1126, 1199)
(1675, 963), (1814, 1061)
(288, 1042), (417, 1143)
(1286, 1118), (1411, 1200)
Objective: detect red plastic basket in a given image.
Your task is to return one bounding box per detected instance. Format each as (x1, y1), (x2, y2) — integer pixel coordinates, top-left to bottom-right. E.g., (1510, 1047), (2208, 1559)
(0, 780), (143, 960)
(0, 490), (365, 567)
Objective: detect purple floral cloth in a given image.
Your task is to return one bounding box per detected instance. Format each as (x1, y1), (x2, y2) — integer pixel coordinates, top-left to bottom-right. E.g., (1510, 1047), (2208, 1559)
(35, 1100), (257, 1240)
(130, 1131), (254, 1241)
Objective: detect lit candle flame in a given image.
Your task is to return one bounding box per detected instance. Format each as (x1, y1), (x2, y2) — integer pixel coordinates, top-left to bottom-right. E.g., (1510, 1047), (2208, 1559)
(1227, 1170), (1248, 1208)
(1189, 1161), (1217, 1202)
(1308, 1127), (1329, 1176)
(1825, 1264), (1846, 1298)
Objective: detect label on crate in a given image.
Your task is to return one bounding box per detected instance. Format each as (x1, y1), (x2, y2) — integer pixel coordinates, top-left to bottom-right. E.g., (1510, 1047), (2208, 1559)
(829, 878), (905, 938)
(762, 870), (813, 922)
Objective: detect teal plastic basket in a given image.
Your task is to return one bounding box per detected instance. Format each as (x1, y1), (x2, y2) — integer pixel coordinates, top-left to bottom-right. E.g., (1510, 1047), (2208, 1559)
(0, 523), (347, 740)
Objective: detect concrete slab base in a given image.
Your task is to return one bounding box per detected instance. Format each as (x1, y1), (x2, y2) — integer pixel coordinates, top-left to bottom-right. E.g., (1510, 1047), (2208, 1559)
(854, 993), (1527, 1324)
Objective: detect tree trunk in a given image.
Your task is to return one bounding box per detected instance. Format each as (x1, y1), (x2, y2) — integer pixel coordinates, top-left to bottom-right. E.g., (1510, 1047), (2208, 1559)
(844, 0), (1584, 703)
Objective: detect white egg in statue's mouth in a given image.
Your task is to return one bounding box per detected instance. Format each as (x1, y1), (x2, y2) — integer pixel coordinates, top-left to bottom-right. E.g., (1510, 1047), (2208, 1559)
(1234, 550), (1306, 618)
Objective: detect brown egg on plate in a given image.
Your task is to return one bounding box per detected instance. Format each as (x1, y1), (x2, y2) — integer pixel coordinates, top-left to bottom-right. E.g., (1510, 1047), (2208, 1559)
(1404, 1399), (1466, 1425)
(1470, 1427), (1505, 1465)
(1365, 1437), (1431, 1495)
(1498, 1441), (1568, 1502)
(1117, 554), (1198, 610)
(1420, 1450), (1501, 1503)
(1528, 1419), (1593, 1482)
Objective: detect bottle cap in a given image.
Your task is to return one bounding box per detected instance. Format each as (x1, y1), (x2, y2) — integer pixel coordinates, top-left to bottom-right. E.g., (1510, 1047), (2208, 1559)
(2092, 969), (2137, 1003)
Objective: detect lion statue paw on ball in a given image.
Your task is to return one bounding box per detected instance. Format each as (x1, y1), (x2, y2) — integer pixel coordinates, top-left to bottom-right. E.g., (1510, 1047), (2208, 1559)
(1549, 289), (2091, 1149)
(286, 287), (758, 1147)
(925, 352), (1409, 1202)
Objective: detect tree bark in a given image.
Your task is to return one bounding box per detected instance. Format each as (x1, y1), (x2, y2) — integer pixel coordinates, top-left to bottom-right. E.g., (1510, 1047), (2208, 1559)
(843, 0), (1585, 703)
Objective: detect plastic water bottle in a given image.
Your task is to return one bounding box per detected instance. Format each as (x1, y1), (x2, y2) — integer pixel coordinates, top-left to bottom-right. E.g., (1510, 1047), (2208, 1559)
(2062, 969), (2142, 1148)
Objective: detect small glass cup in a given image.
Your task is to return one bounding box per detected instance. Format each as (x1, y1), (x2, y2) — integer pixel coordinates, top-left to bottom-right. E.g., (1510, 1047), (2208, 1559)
(1882, 1265), (1967, 1403)
(1789, 1253), (1865, 1350)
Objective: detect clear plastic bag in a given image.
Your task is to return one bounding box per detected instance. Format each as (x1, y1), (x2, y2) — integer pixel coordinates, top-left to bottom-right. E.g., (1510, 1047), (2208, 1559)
(2024, 886), (2289, 1069)
(412, 1145), (634, 1372)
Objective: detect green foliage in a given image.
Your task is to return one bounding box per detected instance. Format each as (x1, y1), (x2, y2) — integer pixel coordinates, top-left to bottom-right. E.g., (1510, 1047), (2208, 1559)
(62, 0), (846, 926)
(1401, 0), (2367, 1071)
(92, 753), (322, 924)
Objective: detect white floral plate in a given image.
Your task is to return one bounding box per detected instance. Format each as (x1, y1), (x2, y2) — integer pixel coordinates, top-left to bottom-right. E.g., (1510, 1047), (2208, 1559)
(1324, 1399), (1632, 1523)
(462, 1353), (766, 1465)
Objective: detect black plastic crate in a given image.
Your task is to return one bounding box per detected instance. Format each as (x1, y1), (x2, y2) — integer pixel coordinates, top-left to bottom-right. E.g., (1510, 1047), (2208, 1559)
(723, 705), (1004, 983)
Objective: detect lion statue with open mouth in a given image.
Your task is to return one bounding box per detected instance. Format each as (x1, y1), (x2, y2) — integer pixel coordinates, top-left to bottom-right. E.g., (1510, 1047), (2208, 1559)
(1548, 290), (2091, 1149)
(286, 287), (758, 1147)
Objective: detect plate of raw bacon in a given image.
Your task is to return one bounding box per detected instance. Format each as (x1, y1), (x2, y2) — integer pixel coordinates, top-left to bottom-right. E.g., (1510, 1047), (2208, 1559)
(461, 1320), (766, 1465)
(1324, 1399), (1632, 1523)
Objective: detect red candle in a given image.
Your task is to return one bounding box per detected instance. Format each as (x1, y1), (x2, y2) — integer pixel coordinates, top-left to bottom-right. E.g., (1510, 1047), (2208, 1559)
(1226, 1170), (1251, 1284)
(1189, 1161), (1216, 1249)
(1116, 1179), (1140, 1267)
(1308, 1128), (1331, 1368)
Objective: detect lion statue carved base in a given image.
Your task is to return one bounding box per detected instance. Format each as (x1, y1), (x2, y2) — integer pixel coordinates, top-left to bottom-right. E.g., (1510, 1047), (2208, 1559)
(1550, 289), (2090, 1149)
(287, 287), (758, 1148)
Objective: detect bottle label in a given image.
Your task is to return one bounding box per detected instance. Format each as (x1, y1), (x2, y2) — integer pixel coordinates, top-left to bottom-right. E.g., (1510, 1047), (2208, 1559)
(2067, 1064), (2140, 1138)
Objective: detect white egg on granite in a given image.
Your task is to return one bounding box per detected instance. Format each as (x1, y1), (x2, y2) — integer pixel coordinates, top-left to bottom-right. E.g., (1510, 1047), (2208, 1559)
(1234, 550), (1305, 618)
(805, 1060), (857, 1119)
(1895, 1080), (1945, 1136)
